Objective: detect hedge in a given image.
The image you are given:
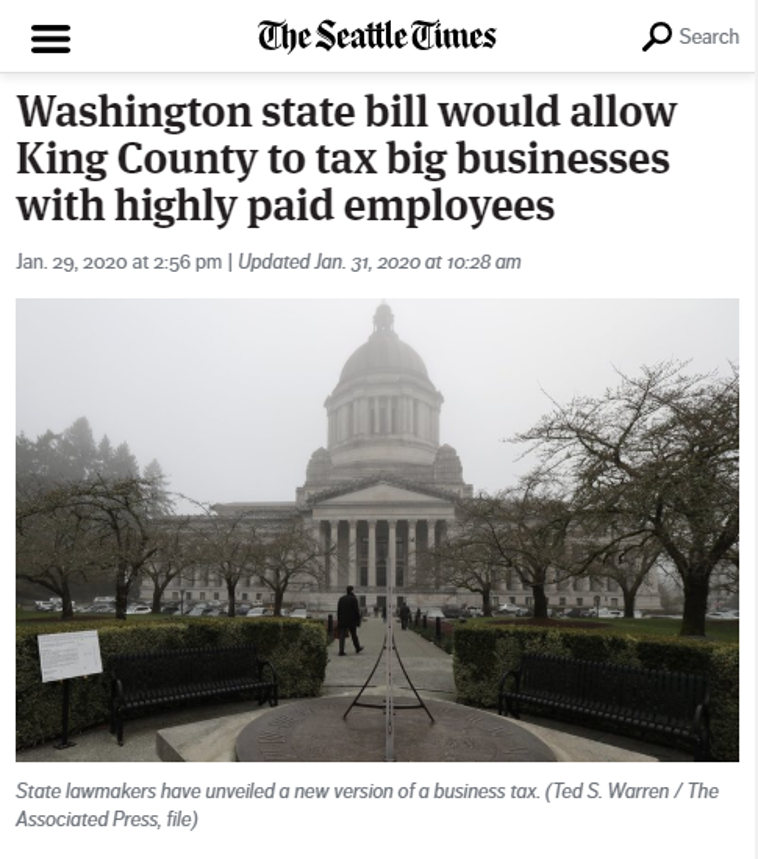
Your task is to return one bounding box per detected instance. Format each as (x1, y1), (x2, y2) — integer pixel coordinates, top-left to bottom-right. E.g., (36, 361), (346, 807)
(453, 623), (739, 762)
(16, 617), (328, 750)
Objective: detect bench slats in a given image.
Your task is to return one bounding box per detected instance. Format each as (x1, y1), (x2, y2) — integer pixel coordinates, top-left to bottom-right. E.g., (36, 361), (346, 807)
(498, 654), (709, 760)
(110, 645), (278, 745)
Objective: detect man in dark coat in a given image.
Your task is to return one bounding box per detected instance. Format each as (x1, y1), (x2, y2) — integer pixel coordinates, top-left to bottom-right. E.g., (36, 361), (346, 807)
(399, 602), (411, 630)
(337, 586), (364, 655)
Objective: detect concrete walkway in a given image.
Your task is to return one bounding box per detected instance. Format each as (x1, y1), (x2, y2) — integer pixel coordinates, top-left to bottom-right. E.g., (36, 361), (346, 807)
(16, 619), (691, 763)
(323, 616), (456, 700)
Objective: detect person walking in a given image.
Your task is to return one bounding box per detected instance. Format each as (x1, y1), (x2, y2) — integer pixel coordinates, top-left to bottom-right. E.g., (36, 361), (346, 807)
(337, 586), (364, 655)
(399, 602), (411, 630)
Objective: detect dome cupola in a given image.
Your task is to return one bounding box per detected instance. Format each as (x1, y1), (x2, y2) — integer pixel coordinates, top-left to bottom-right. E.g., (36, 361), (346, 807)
(323, 304), (444, 475)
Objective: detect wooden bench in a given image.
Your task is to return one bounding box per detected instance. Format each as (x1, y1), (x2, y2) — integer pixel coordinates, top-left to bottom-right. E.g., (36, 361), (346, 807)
(110, 644), (278, 745)
(498, 654), (710, 760)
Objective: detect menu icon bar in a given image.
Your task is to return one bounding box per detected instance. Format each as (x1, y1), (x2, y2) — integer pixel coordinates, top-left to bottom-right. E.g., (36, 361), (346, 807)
(31, 25), (71, 54)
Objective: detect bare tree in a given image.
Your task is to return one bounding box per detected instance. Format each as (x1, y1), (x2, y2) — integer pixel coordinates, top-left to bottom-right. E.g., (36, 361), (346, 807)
(430, 477), (580, 618)
(515, 361), (739, 636)
(16, 480), (102, 619)
(427, 495), (513, 616)
(586, 536), (664, 618)
(196, 511), (260, 617)
(141, 516), (197, 614)
(251, 518), (331, 616)
(497, 480), (580, 618)
(24, 475), (172, 619)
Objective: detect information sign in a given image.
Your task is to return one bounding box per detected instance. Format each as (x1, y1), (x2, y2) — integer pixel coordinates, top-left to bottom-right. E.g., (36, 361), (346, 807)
(37, 630), (103, 683)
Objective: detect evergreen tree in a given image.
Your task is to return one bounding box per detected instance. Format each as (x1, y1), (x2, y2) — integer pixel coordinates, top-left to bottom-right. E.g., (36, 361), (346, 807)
(96, 434), (115, 476)
(60, 416), (97, 480)
(110, 441), (140, 478)
(142, 459), (173, 516)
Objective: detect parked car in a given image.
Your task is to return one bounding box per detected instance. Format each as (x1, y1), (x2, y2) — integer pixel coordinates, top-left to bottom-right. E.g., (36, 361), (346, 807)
(34, 600), (56, 612)
(424, 607), (445, 619)
(289, 608), (308, 619)
(246, 607), (267, 617)
(496, 603), (520, 615)
(90, 603), (115, 614)
(126, 604), (151, 615)
(442, 606), (464, 618)
(563, 608), (584, 619)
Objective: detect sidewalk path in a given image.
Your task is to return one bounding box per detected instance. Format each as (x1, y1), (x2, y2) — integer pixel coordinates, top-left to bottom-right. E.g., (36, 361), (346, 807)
(323, 617), (455, 700)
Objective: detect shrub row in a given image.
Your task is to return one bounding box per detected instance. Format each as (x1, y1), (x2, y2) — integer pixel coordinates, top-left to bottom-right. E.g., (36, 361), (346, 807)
(453, 623), (739, 762)
(16, 616), (328, 750)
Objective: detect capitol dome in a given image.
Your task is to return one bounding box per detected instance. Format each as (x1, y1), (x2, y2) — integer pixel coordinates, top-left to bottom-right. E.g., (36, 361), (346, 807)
(338, 304), (431, 385)
(296, 303), (467, 492)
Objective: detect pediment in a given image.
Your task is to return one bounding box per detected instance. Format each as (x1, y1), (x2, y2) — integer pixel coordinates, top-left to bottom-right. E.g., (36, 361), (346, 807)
(326, 482), (445, 505)
(310, 479), (456, 519)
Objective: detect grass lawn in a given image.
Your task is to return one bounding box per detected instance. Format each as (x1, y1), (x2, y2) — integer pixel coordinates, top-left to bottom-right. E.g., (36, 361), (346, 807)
(16, 609), (155, 623)
(611, 617), (739, 643)
(15, 610), (291, 625)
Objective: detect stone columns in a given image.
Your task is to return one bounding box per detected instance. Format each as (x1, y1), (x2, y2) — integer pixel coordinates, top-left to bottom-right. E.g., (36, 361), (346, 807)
(321, 521), (329, 589)
(388, 519), (397, 588)
(348, 520), (358, 588)
(427, 519), (437, 552)
(368, 519), (377, 587)
(407, 519), (417, 583)
(329, 519), (340, 588)
(427, 519), (437, 585)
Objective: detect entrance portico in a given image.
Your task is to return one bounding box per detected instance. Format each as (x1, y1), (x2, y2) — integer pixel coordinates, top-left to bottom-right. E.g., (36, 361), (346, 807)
(311, 481), (455, 597)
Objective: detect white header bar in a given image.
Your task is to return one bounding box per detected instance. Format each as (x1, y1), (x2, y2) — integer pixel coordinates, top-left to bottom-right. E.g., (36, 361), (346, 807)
(1, 1), (754, 73)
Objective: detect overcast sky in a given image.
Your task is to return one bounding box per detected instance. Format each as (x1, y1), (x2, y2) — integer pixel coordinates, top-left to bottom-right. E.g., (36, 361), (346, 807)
(16, 299), (738, 509)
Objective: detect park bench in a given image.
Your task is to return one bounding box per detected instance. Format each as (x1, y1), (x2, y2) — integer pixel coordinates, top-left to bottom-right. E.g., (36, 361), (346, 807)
(498, 654), (710, 760)
(110, 644), (278, 745)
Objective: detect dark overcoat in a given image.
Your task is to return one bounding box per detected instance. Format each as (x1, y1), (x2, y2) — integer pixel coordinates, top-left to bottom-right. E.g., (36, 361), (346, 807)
(337, 593), (361, 629)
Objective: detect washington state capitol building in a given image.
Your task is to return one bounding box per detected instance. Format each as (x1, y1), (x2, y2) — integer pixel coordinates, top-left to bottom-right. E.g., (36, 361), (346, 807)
(148, 303), (662, 616)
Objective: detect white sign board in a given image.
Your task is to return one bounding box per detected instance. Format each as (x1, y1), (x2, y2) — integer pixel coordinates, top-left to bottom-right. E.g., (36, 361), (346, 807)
(37, 631), (103, 683)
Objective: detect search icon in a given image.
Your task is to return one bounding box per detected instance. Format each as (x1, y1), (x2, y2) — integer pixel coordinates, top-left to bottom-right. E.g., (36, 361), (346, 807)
(642, 22), (673, 52)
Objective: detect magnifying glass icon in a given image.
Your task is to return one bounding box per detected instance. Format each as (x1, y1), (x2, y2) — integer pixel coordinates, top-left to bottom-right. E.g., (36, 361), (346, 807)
(642, 22), (673, 52)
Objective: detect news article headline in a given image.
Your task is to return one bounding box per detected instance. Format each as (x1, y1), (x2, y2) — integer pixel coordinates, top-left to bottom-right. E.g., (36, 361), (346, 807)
(14, 92), (677, 229)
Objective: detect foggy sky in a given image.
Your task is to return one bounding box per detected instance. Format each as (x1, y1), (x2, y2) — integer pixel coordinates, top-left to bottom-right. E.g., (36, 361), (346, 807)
(16, 299), (738, 509)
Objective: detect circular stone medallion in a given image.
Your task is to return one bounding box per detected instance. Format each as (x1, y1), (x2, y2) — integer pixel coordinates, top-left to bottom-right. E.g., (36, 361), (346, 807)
(236, 698), (555, 762)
